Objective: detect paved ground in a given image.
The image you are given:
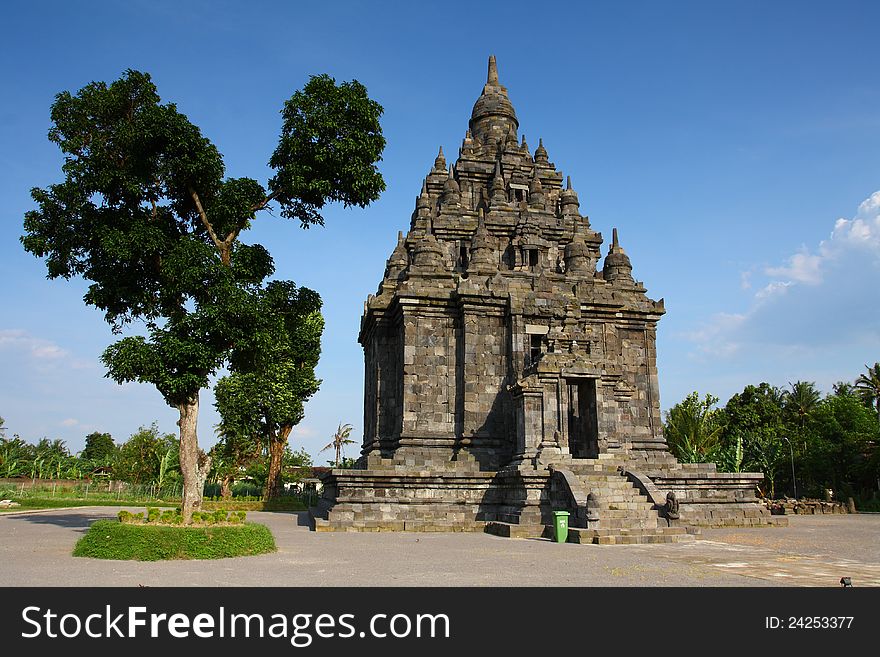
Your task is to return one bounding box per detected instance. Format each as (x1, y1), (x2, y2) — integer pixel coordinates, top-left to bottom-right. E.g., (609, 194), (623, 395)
(0, 507), (877, 587)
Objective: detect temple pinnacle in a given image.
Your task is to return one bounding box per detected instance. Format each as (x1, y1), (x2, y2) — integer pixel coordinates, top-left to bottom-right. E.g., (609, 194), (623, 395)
(612, 227), (619, 249)
(487, 55), (499, 85)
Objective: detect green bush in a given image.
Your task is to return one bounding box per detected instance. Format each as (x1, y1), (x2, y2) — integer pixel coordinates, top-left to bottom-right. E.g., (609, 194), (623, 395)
(116, 507), (245, 526)
(73, 520), (276, 560)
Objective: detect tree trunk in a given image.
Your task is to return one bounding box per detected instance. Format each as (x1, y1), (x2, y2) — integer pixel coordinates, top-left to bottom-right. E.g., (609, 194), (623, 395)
(220, 475), (232, 500)
(265, 425), (292, 500)
(177, 393), (211, 523)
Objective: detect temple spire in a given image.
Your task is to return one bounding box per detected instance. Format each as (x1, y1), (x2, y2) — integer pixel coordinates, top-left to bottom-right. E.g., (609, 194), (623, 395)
(433, 146), (446, 171)
(416, 178), (431, 213)
(470, 56), (518, 144)
(440, 164), (460, 209)
(534, 137), (548, 164)
(603, 227), (633, 285)
(487, 54), (499, 85)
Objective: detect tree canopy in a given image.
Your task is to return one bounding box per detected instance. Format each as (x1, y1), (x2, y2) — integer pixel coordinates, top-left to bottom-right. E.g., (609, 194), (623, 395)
(81, 431), (116, 461)
(22, 69), (385, 521)
(664, 367), (879, 504)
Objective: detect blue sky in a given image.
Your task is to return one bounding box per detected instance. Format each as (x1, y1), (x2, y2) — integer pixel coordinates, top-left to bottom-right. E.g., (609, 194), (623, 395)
(2, 1), (879, 461)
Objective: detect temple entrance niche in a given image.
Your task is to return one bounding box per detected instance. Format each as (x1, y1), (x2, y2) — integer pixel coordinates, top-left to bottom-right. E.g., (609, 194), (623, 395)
(567, 378), (599, 458)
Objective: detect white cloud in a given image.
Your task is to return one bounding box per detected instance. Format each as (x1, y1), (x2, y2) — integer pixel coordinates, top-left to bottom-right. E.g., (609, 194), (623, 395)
(761, 190), (880, 290)
(61, 418), (79, 427)
(681, 312), (746, 359)
(754, 280), (792, 300)
(0, 329), (95, 370)
(0, 329), (68, 360)
(683, 190), (880, 362)
(765, 248), (823, 285)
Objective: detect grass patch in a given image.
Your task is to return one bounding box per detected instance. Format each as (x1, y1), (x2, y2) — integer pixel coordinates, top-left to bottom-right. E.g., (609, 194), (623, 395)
(0, 496), (306, 513)
(72, 520), (277, 561)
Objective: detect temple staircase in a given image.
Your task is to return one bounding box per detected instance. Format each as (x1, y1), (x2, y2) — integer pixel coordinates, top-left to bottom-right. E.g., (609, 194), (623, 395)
(554, 456), (696, 544)
(487, 454), (698, 544)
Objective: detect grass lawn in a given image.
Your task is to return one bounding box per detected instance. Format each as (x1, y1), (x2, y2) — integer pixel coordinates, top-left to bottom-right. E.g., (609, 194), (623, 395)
(0, 496), (306, 512)
(72, 520), (277, 560)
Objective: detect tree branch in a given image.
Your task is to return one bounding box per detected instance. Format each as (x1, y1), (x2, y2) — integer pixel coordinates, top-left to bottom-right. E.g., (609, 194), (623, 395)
(251, 190), (279, 214)
(189, 187), (223, 251)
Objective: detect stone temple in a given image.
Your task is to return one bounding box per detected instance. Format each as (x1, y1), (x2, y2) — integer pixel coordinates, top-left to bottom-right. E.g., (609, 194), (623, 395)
(312, 57), (783, 542)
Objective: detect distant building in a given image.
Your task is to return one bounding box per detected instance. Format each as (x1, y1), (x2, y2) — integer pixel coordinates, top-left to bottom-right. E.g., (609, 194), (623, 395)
(312, 57), (783, 541)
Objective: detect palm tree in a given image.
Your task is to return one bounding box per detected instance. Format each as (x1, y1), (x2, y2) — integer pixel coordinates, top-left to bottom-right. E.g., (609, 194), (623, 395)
(320, 423), (355, 468)
(854, 362), (880, 419)
(784, 381), (820, 428)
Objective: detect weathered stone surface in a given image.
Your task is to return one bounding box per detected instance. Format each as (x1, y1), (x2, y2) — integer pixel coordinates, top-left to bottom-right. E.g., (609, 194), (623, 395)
(313, 56), (776, 538)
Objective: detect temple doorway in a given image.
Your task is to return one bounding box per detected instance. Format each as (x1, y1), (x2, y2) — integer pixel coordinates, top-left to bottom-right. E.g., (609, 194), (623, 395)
(567, 379), (599, 458)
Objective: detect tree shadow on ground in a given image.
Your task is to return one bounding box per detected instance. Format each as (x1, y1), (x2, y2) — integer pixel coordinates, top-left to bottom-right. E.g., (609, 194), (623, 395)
(4, 509), (114, 532)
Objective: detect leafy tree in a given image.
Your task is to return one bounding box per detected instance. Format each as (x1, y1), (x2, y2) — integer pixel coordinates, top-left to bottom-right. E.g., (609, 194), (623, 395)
(855, 362), (880, 419)
(743, 431), (787, 498)
(784, 381), (821, 430)
(242, 444), (312, 492)
(113, 424), (176, 486)
(31, 439), (73, 479)
(722, 383), (785, 433)
(215, 282), (323, 499)
(663, 393), (723, 463)
(320, 422), (356, 468)
(0, 434), (33, 479)
(807, 394), (879, 497)
(717, 434), (744, 473)
(81, 431), (116, 462)
(719, 383), (789, 497)
(209, 419), (265, 499)
(22, 70), (385, 521)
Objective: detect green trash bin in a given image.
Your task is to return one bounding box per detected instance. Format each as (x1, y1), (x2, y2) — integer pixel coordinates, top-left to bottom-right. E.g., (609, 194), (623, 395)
(553, 510), (569, 543)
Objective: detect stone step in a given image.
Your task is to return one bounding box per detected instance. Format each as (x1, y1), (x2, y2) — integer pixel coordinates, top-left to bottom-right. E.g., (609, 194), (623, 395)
(486, 522), (697, 545)
(605, 502), (657, 511)
(317, 518), (485, 532)
(601, 508), (657, 518)
(576, 526), (689, 537)
(596, 518), (659, 530)
(576, 491), (643, 502)
(566, 526), (695, 545)
(574, 481), (644, 492)
(574, 479), (641, 488)
(565, 466), (621, 475)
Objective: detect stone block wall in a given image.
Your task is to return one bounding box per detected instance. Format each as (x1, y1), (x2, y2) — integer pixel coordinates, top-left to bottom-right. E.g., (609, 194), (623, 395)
(402, 309), (457, 437)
